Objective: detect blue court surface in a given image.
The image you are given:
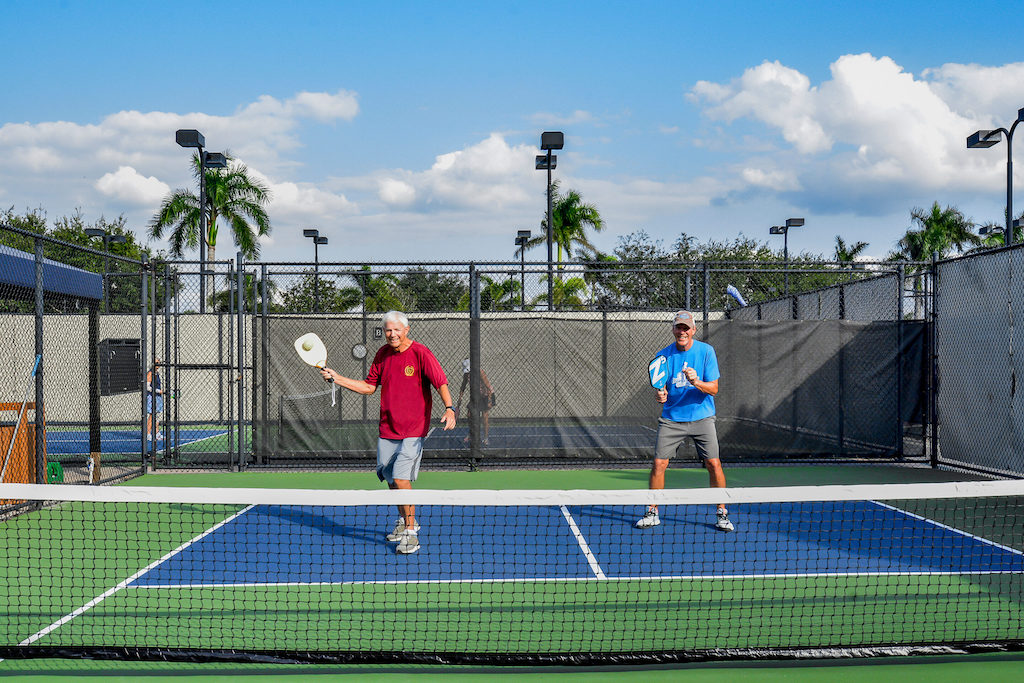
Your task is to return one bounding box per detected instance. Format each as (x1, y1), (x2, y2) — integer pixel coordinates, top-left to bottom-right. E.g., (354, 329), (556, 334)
(46, 428), (229, 454)
(128, 499), (1024, 588)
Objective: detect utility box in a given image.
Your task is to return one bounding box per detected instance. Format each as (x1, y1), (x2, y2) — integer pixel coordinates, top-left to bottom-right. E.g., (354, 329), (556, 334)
(98, 338), (141, 396)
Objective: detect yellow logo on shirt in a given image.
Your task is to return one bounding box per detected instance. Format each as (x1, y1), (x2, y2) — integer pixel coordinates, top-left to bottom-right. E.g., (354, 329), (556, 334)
(404, 365), (415, 376)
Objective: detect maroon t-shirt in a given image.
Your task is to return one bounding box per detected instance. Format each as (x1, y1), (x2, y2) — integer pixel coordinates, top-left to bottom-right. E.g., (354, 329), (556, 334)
(366, 340), (448, 439)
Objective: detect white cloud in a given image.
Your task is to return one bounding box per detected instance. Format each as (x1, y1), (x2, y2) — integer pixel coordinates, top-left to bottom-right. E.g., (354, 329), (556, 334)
(375, 133), (537, 211)
(689, 53), (1015, 214)
(530, 110), (595, 126)
(95, 166), (170, 205)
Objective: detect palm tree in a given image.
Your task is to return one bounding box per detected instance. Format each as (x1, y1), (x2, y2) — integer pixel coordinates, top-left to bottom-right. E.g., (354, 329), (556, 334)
(834, 236), (869, 262)
(149, 153), (272, 302)
(889, 202), (979, 318)
(458, 275), (520, 311)
(208, 272), (280, 312)
(358, 267), (411, 312)
(891, 202), (978, 261)
(517, 181), (604, 275)
(529, 275), (589, 310)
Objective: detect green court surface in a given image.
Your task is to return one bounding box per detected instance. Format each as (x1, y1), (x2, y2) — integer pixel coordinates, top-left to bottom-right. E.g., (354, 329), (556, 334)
(1, 464), (1019, 681)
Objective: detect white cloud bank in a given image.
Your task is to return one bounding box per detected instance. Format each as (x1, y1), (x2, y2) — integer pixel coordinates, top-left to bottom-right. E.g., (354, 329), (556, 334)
(689, 53), (1022, 214)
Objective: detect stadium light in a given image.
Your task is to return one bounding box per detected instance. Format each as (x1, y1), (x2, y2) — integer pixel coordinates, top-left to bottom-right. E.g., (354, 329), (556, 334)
(967, 107), (1024, 246)
(515, 229), (531, 310)
(176, 129), (227, 312)
(770, 218), (804, 296)
(303, 229), (328, 313)
(537, 131), (563, 311)
(85, 229), (126, 313)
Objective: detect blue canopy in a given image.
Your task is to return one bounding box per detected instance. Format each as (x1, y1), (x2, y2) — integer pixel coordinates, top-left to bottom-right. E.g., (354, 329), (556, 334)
(0, 244), (103, 301)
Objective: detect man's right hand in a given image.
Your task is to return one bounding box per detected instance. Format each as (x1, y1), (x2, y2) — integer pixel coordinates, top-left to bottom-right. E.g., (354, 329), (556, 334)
(656, 387), (668, 403)
(320, 367), (335, 383)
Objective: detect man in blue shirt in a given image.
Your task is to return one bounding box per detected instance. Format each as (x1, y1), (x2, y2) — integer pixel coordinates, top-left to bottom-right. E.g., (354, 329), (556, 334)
(636, 310), (734, 531)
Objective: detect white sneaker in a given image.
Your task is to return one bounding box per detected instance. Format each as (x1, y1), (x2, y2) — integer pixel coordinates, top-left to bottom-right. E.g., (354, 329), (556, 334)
(386, 518), (421, 542)
(716, 508), (734, 532)
(156, 432), (164, 440)
(395, 529), (420, 554)
(635, 508), (661, 529)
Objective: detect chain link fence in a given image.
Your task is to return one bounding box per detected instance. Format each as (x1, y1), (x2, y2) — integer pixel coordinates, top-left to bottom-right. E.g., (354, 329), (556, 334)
(935, 244), (1024, 476)
(0, 224), (151, 487)
(30, 233), (1024, 478)
(247, 260), (930, 469)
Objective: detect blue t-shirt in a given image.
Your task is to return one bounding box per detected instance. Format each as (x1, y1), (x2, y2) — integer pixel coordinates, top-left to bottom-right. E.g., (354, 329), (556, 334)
(656, 340), (720, 423)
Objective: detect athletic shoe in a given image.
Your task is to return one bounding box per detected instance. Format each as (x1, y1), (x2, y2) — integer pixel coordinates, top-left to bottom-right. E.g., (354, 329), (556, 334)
(716, 508), (734, 532)
(156, 433), (164, 440)
(635, 508), (661, 529)
(386, 518), (420, 542)
(395, 529), (420, 554)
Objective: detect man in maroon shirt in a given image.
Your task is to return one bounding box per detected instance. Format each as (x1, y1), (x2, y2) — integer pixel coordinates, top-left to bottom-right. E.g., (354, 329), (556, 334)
(320, 310), (456, 554)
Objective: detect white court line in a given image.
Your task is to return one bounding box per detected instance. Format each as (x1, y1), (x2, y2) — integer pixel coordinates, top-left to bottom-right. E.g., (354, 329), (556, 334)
(559, 505), (607, 579)
(16, 504), (255, 646)
(125, 567), (1024, 591)
(869, 499), (1024, 557)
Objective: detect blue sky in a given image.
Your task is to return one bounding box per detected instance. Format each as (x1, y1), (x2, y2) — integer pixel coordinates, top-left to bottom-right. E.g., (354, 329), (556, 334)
(2, 0), (1022, 263)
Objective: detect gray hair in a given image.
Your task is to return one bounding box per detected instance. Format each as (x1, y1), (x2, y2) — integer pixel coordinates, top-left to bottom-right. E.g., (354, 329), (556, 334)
(381, 310), (409, 328)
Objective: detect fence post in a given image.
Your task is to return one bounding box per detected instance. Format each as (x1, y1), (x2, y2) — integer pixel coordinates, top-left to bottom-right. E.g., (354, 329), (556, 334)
(702, 262), (710, 341)
(469, 264), (481, 465)
(896, 264), (905, 460)
(259, 263), (269, 464)
(34, 237), (45, 484)
(929, 252), (939, 468)
(140, 253), (149, 470)
(236, 252), (245, 470)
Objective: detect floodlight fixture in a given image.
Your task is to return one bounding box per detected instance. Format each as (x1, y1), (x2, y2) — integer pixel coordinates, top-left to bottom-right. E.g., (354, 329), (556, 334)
(204, 151), (228, 168)
(785, 218), (805, 228)
(540, 131), (564, 150)
(303, 229), (319, 238)
(314, 236), (328, 245)
(769, 226), (785, 235)
(535, 154), (556, 170)
(175, 129), (205, 149)
(967, 130), (1000, 149)
(966, 108), (1024, 246)
(304, 228), (328, 312)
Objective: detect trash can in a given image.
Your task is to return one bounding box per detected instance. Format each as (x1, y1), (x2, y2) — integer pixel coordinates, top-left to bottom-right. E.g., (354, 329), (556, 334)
(46, 461), (64, 484)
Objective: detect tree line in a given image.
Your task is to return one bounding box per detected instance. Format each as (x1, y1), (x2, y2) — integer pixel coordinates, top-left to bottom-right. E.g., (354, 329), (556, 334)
(2, 145), (1019, 313)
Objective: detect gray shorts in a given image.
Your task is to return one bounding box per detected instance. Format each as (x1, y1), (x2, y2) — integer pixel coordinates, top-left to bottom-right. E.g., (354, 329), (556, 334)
(655, 416), (720, 462)
(376, 437), (424, 484)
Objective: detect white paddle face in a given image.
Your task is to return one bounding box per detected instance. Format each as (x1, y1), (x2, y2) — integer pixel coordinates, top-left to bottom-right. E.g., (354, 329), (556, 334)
(295, 333), (328, 369)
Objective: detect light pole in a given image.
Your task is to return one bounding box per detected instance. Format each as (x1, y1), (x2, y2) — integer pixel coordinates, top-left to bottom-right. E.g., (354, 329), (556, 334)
(175, 129), (227, 312)
(85, 229), (126, 313)
(303, 229), (328, 312)
(967, 108), (1024, 247)
(537, 131), (563, 310)
(515, 229), (531, 310)
(769, 217), (804, 296)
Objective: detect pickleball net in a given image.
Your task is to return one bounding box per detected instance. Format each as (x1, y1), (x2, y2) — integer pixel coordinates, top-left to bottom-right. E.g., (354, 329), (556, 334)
(1, 479), (1023, 664)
